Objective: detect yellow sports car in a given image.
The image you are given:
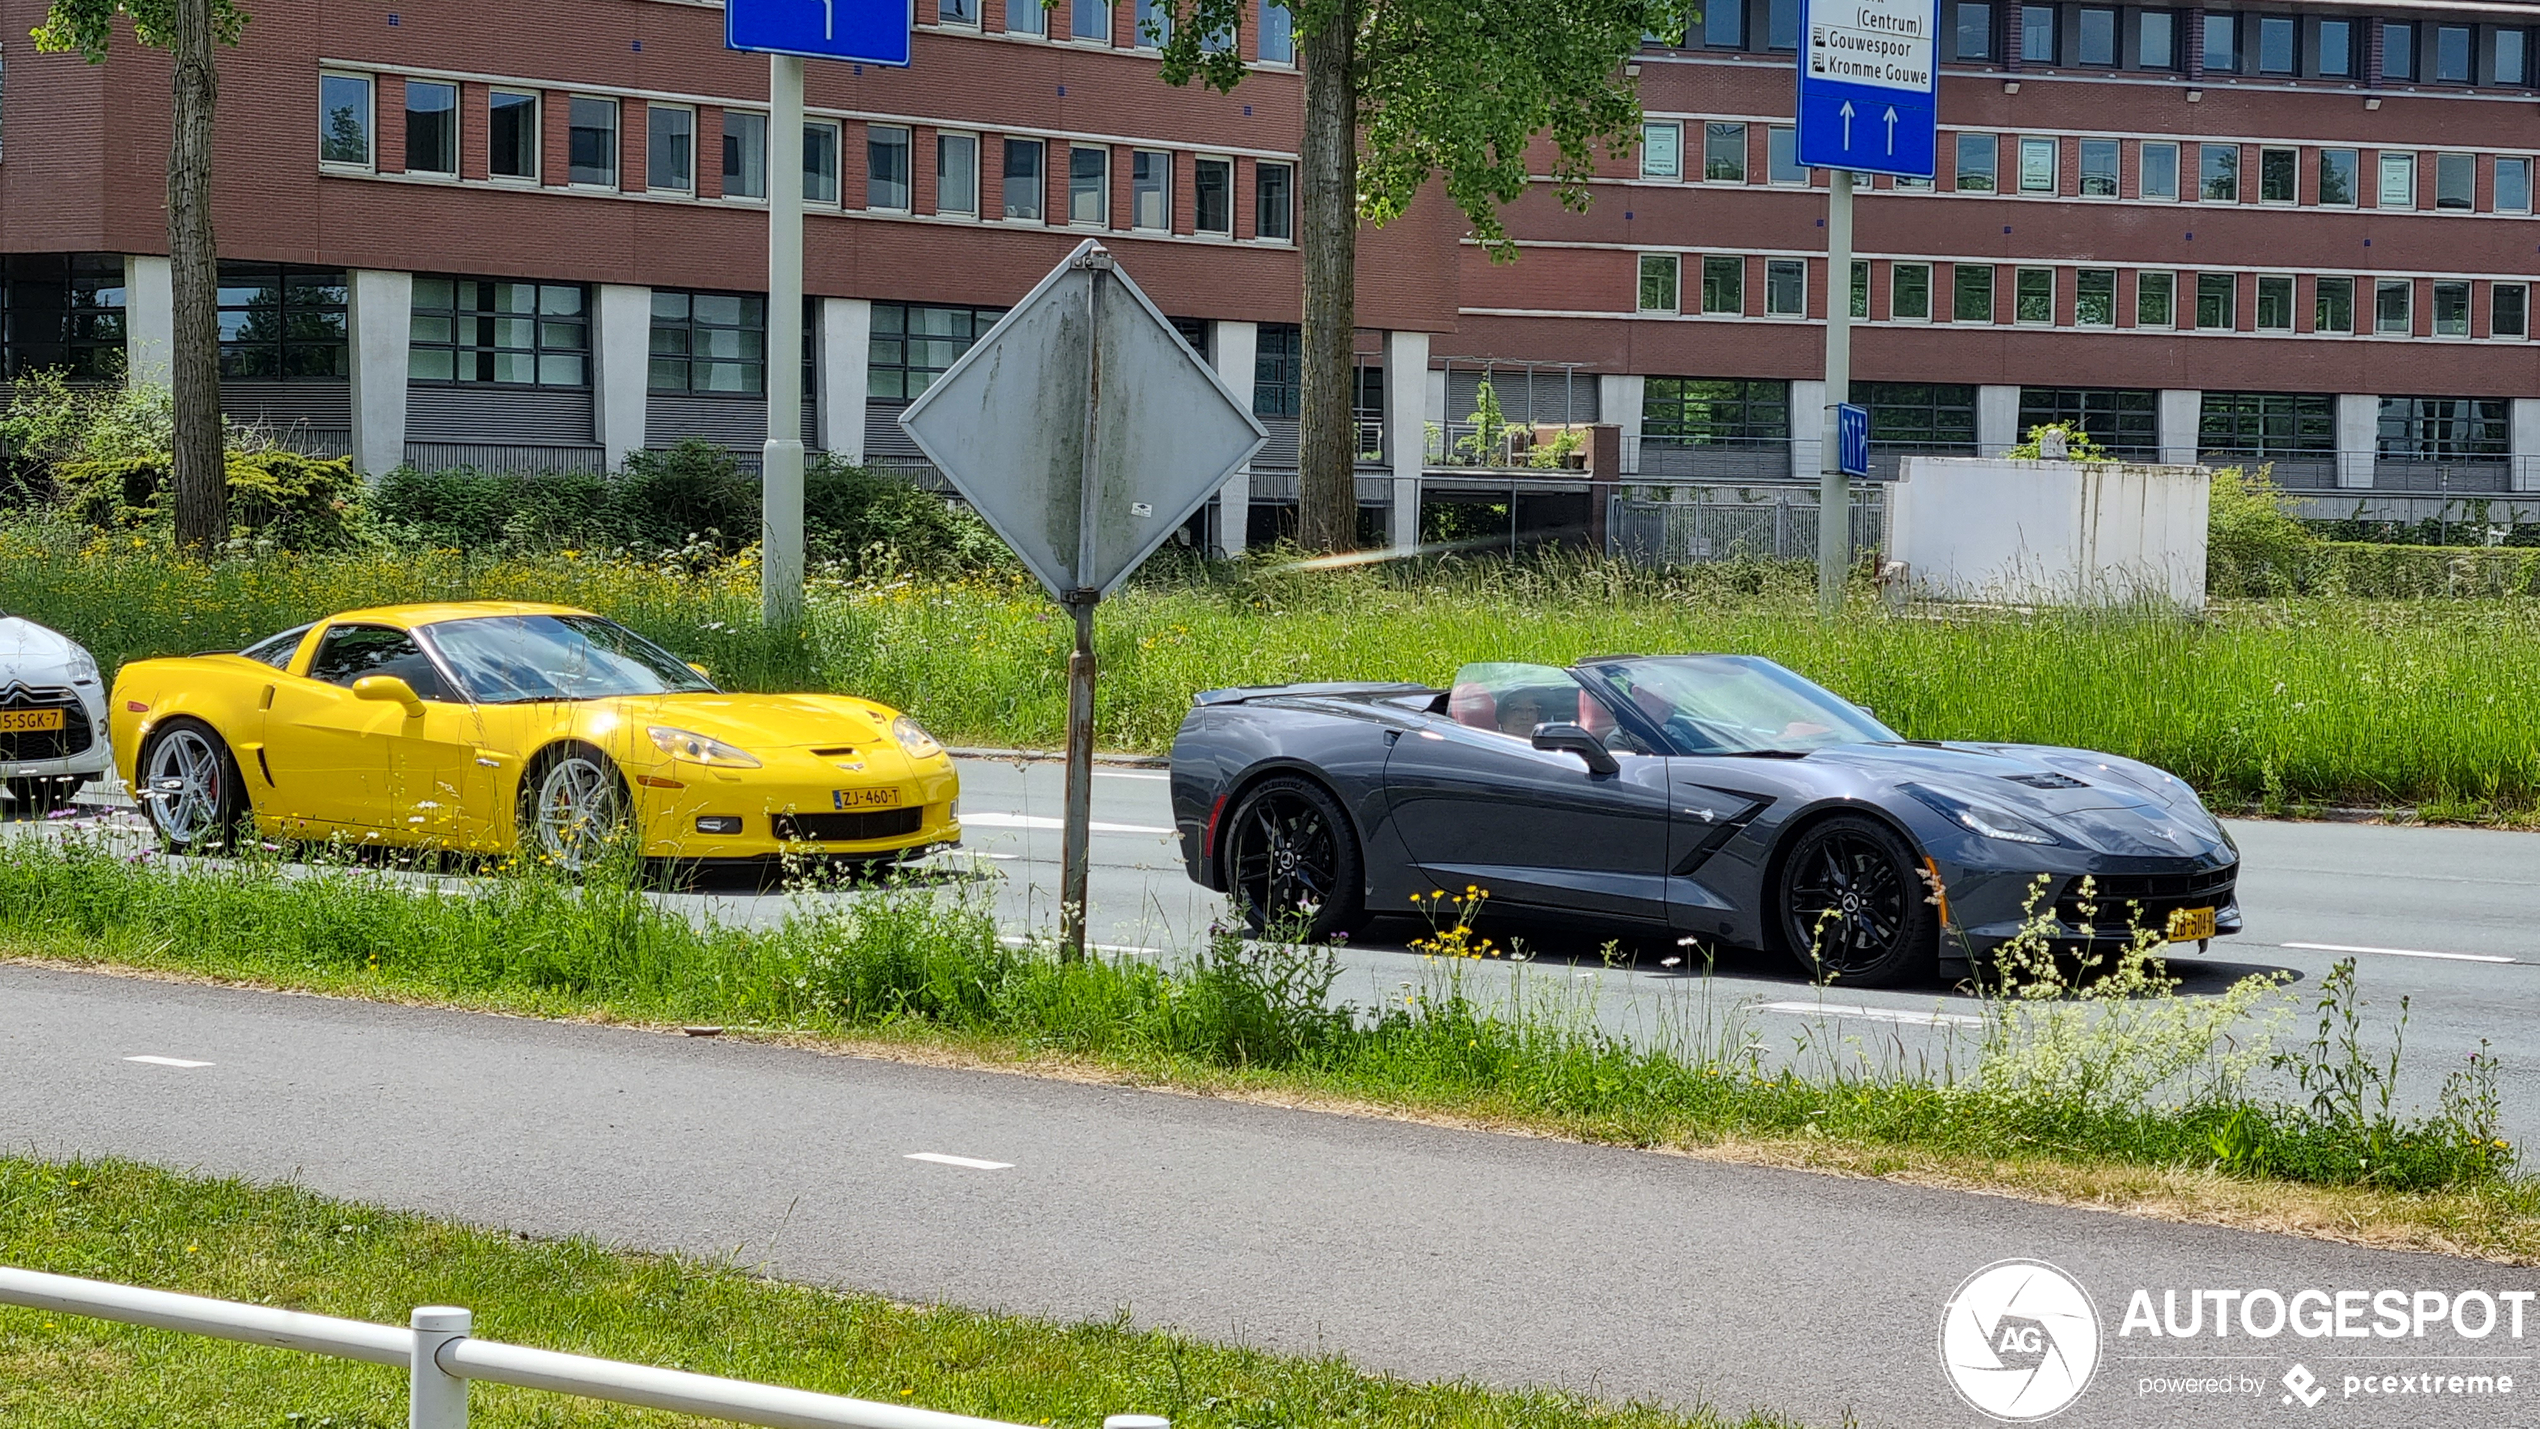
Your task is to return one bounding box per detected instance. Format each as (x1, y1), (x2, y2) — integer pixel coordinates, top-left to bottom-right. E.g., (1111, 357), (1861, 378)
(108, 601), (960, 868)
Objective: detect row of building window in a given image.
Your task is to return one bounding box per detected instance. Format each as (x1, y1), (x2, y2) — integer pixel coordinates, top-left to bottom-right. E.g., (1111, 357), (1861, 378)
(1634, 255), (2537, 340)
(317, 73), (1295, 240)
(926, 0), (1294, 64)
(1662, 2), (2540, 89)
(1641, 122), (2539, 215)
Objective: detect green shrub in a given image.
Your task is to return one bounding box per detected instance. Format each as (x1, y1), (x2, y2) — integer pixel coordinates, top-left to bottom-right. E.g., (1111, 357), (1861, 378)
(803, 457), (1009, 572)
(2317, 541), (2540, 598)
(2207, 464), (2323, 596)
(615, 438), (759, 548)
(374, 465), (615, 551)
(57, 448), (369, 552)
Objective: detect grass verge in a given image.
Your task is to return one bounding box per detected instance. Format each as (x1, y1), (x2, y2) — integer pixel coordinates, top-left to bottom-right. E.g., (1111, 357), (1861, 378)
(0, 1156), (1795, 1428)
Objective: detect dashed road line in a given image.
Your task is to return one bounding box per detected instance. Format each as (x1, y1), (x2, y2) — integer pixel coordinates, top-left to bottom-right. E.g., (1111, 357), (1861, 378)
(904, 1153), (1014, 1171)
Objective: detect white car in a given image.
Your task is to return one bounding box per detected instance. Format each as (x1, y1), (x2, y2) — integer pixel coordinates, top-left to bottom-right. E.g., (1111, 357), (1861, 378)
(0, 613), (111, 814)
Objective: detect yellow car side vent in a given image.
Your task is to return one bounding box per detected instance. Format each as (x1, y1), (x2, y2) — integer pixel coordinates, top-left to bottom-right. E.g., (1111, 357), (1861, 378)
(811, 746), (857, 757)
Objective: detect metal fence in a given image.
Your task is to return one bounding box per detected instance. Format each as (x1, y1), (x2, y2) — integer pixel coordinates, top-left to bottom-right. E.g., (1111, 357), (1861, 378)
(1607, 482), (1886, 566)
(0, 1264), (1164, 1429)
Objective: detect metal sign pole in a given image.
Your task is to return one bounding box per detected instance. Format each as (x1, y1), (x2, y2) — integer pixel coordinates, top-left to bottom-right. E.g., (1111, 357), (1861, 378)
(762, 53), (807, 629)
(1058, 250), (1113, 963)
(1817, 169), (1853, 615)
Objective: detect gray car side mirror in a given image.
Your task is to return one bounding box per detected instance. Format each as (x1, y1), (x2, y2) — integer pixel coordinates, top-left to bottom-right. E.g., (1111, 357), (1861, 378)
(1531, 722), (1620, 777)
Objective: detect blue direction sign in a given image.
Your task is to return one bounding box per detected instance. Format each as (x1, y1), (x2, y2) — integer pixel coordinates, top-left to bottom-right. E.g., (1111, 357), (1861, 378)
(1836, 403), (1871, 477)
(1796, 0), (1938, 178)
(727, 0), (915, 66)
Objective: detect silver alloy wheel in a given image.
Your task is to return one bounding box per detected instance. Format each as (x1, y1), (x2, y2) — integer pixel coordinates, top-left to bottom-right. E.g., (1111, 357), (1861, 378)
(144, 726), (225, 847)
(532, 754), (625, 870)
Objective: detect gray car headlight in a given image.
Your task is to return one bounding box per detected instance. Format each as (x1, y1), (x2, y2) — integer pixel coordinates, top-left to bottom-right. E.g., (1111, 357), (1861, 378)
(1904, 783), (2061, 846)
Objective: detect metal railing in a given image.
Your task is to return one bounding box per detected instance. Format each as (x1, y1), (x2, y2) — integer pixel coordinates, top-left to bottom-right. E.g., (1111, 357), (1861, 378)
(0, 1265), (1164, 1429)
(1607, 481), (1886, 566)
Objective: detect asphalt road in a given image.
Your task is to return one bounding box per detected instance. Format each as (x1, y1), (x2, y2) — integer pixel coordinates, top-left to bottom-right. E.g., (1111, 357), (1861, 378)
(6, 964), (2534, 1429)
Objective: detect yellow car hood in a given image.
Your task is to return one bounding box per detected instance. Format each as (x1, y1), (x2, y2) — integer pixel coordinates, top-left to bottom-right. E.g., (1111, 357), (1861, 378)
(587, 692), (895, 750)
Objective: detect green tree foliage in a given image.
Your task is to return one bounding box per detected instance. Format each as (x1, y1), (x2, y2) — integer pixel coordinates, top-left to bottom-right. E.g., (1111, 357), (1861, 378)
(31, 0), (244, 56)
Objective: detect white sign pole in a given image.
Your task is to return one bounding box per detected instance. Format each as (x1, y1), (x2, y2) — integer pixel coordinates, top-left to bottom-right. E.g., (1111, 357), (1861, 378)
(762, 53), (808, 628)
(1817, 169), (1853, 615)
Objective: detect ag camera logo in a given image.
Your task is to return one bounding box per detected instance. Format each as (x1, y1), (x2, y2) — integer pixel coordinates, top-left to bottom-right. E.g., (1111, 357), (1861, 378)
(1941, 1259), (2103, 1421)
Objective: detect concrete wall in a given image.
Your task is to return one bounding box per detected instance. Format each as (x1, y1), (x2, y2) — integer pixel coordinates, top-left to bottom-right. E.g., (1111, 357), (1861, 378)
(1887, 457), (2212, 609)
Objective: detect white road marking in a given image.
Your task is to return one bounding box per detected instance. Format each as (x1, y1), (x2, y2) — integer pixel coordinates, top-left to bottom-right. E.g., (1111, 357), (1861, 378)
(1093, 771), (1170, 781)
(124, 1055), (214, 1068)
(904, 1153), (1014, 1171)
(2281, 941), (2516, 965)
(1761, 1001), (1983, 1028)
(960, 812), (1175, 836)
(998, 936), (1164, 956)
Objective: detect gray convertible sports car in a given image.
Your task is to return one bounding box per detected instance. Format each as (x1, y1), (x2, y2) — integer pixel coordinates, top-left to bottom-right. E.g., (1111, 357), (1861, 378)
(1168, 654), (2241, 985)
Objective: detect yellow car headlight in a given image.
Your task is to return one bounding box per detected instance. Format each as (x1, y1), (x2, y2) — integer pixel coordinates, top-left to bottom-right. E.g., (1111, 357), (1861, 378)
(891, 714), (943, 760)
(647, 726), (762, 768)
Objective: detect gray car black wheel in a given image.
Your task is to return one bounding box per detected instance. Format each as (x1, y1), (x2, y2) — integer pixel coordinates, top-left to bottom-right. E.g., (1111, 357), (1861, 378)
(1223, 775), (1365, 942)
(1776, 814), (1939, 987)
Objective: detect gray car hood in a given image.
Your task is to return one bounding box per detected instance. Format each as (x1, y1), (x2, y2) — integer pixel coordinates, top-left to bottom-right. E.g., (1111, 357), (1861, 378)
(1804, 740), (2234, 861)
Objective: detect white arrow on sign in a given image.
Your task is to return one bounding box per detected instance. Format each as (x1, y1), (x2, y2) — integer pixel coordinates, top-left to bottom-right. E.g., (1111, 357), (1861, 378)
(1884, 106), (1898, 155)
(1839, 99), (1854, 147)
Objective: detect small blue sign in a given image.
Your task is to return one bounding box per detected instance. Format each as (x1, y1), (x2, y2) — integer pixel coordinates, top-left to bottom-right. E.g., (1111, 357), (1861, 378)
(727, 0), (914, 66)
(1836, 403), (1871, 478)
(1796, 0), (1939, 178)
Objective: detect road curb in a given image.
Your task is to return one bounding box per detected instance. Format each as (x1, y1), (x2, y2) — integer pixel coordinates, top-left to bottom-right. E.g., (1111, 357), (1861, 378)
(947, 746), (1171, 769)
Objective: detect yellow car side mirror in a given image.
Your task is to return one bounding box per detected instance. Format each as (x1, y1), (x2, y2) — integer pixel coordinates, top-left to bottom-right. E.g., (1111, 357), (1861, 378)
(687, 662), (711, 678)
(352, 674), (426, 717)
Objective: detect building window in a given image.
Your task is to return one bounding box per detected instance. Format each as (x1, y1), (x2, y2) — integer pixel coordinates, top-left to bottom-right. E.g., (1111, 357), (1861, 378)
(1130, 150), (1170, 231)
(869, 302), (1008, 401)
(1956, 2), (1992, 59)
(567, 97), (618, 187)
(1705, 0), (1746, 48)
(1194, 156), (1232, 234)
(2318, 19), (2354, 77)
(1134, 0), (1168, 46)
(2432, 281), (2470, 336)
(2075, 269), (2115, 325)
(2435, 24), (2472, 83)
(1851, 260), (1869, 318)
(2201, 13), (2235, 72)
(319, 73), (373, 168)
(857, 125), (907, 211)
(2018, 136), (2055, 192)
(2374, 279), (2413, 334)
(1765, 259), (1806, 316)
(1009, 0), (1047, 36)
(2195, 272), (2235, 330)
(2499, 28), (2529, 86)
(2495, 284), (2529, 339)
(1072, 0), (1109, 42)
(405, 80), (457, 177)
(723, 112), (768, 199)
(2319, 149), (2358, 206)
(1067, 145), (1108, 226)
(2258, 147), (2295, 203)
(2077, 6), (2115, 64)
(1702, 255), (1744, 314)
(939, 0), (979, 24)
(1953, 133), (1996, 191)
(1704, 122), (1746, 181)
(1253, 323), (1300, 416)
(1891, 262), (1931, 320)
(490, 90), (539, 180)
(1768, 127), (1804, 184)
(2014, 267), (2053, 323)
(2257, 16), (2295, 74)
(0, 255), (127, 380)
(2199, 392), (2336, 456)
(804, 121), (841, 205)
(1642, 121), (1682, 179)
(2137, 9), (2175, 68)
(2079, 139), (2117, 196)
(650, 290), (765, 393)
(2499, 156), (2534, 213)
(2256, 275), (2293, 331)
(1260, 0), (1294, 63)
(408, 278), (588, 386)
(2020, 388), (2158, 454)
(1638, 254), (1680, 313)
(217, 263), (348, 379)
(2199, 144), (2237, 202)
(2379, 397), (2509, 459)
(2435, 152), (2473, 211)
(1852, 382), (1977, 449)
(1953, 263), (1994, 322)
(1256, 161), (1294, 241)
(937, 133), (979, 217)
(2020, 4), (2056, 62)
(1643, 378), (1791, 445)
(2382, 22), (2415, 82)
(2316, 276), (2354, 333)
(647, 105), (694, 194)
(2137, 270), (2175, 327)
(2378, 152), (2415, 209)
(1003, 137), (1046, 220)
(2140, 140), (2179, 200)
(1768, 0), (1799, 48)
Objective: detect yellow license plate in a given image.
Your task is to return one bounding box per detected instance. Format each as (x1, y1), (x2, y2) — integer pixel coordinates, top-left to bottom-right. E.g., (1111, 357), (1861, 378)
(0, 709), (65, 733)
(2168, 906), (2217, 942)
(831, 787), (902, 810)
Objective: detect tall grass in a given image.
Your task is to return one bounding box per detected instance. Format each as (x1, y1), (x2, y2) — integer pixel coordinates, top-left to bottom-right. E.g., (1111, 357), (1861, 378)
(7, 522), (2538, 814)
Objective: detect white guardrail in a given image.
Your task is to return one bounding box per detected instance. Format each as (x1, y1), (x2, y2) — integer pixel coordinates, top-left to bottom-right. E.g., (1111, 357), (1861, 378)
(0, 1265), (1169, 1429)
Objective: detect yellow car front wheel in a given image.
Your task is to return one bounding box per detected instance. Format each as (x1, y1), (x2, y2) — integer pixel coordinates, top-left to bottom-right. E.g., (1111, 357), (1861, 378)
(522, 744), (631, 873)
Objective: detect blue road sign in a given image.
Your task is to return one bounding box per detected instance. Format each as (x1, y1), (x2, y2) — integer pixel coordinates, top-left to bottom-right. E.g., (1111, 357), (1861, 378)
(727, 0), (915, 66)
(1836, 403), (1871, 478)
(1796, 0), (1939, 178)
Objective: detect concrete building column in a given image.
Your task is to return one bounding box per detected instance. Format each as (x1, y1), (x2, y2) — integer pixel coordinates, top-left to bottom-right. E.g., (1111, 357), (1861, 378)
(819, 297), (872, 462)
(2336, 393), (2379, 489)
(2157, 389), (2201, 466)
(345, 269), (412, 477)
(1599, 374), (1645, 475)
(122, 255), (174, 385)
(1209, 319), (1258, 557)
(1384, 330), (1430, 551)
(1788, 379), (1826, 477)
(594, 284), (653, 471)
(1976, 385), (2022, 456)
(2512, 398), (2540, 493)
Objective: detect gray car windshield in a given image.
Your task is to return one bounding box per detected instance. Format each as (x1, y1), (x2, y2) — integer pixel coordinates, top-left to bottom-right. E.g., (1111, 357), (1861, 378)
(419, 615), (714, 703)
(1586, 655), (1899, 755)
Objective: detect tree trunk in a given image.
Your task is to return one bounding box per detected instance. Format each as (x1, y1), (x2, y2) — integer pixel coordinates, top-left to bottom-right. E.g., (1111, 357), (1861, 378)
(1295, 0), (1358, 553)
(168, 0), (227, 550)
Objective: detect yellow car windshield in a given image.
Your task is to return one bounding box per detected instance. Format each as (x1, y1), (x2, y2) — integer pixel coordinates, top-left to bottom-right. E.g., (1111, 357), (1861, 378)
(419, 614), (715, 704)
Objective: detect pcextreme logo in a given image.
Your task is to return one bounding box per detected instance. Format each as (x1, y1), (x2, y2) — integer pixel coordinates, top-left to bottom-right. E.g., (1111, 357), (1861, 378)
(1940, 1259), (2103, 1421)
